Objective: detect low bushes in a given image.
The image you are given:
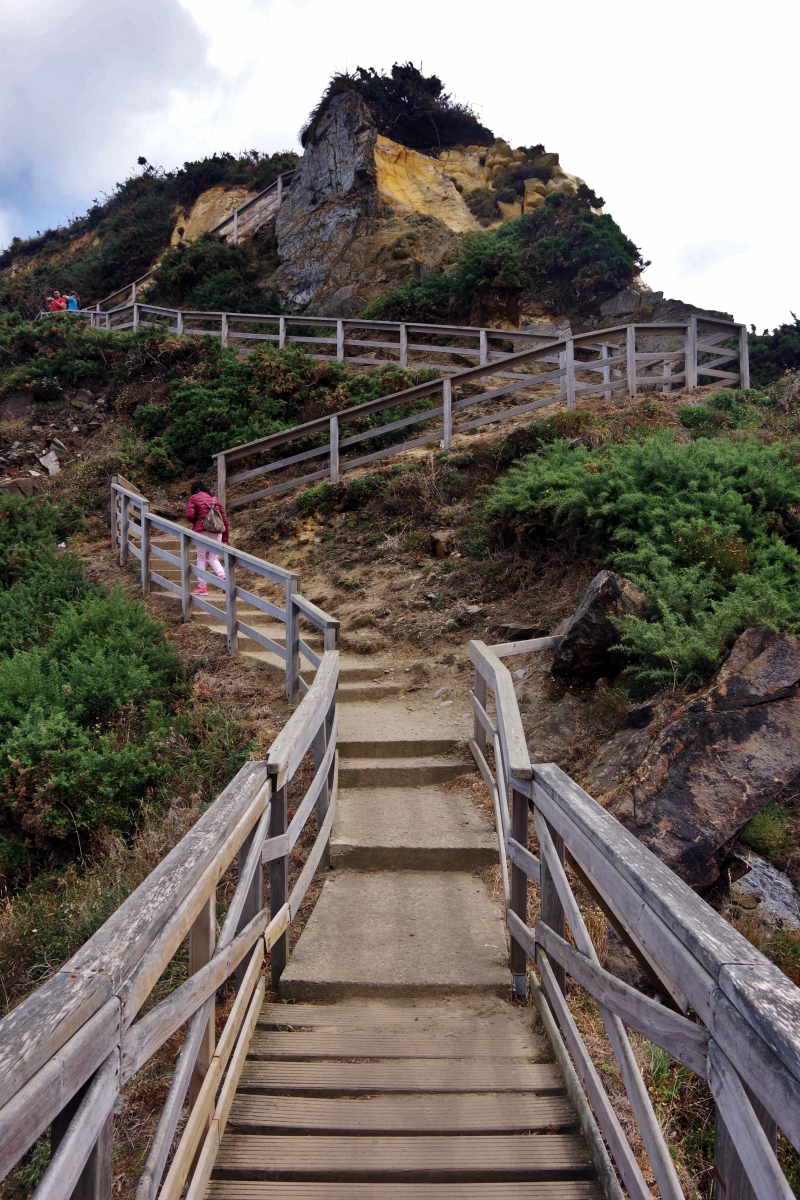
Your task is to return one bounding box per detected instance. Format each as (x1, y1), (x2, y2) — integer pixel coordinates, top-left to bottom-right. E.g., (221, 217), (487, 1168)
(0, 495), (249, 887)
(480, 431), (800, 685)
(145, 232), (280, 313)
(364, 188), (645, 323)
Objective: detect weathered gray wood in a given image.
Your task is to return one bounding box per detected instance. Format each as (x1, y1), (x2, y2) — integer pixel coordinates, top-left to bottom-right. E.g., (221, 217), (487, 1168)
(565, 339), (576, 409)
(262, 724), (336, 864)
(234, 808), (268, 991)
(140, 499), (151, 596)
(469, 642), (531, 783)
(442, 377), (452, 447)
(292, 593), (339, 633)
(686, 316), (698, 390)
(0, 999), (120, 1182)
(38, 1050), (118, 1200)
(228, 441), (330, 486)
(739, 322), (751, 389)
(330, 414), (339, 483)
(535, 921), (709, 1076)
(626, 325), (637, 396)
(536, 948), (651, 1200)
(270, 781), (289, 990)
(506, 836), (541, 886)
(539, 814), (566, 994)
(234, 622), (287, 660)
(0, 760), (264, 1120)
(288, 762), (337, 919)
(266, 651), (339, 787)
(708, 1041), (793, 1200)
(233, 587), (285, 623)
(715, 1081), (777, 1200)
(284, 579), (301, 703)
(180, 530), (191, 620)
(225, 552), (238, 655)
(490, 635), (562, 658)
(510, 787), (529, 995)
(529, 970), (625, 1200)
(189, 895), (215, 1111)
(473, 670), (488, 755)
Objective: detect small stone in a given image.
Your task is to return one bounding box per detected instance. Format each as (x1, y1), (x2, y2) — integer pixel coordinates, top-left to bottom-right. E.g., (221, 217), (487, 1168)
(515, 669), (527, 679)
(440, 700), (454, 707)
(445, 618), (460, 631)
(433, 686), (449, 699)
(465, 604), (482, 615)
(431, 530), (454, 557)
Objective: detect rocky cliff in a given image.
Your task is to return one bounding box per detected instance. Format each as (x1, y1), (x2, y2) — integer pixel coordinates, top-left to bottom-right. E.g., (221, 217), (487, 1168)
(269, 90), (589, 315)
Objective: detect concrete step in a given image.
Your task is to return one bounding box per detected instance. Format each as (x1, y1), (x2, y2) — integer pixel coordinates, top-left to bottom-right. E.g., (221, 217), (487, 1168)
(337, 682), (404, 704)
(279, 871), (509, 999)
(339, 737), (460, 759)
(331, 786), (497, 871)
(339, 757), (475, 789)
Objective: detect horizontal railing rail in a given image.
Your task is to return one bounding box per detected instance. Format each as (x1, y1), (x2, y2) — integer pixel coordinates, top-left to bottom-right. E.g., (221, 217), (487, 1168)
(210, 316), (748, 509)
(469, 633), (800, 1199)
(0, 490), (339, 1199)
(110, 476), (338, 702)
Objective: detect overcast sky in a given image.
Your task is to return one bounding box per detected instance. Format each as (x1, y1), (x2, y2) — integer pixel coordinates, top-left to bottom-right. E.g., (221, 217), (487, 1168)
(1, 0), (797, 330)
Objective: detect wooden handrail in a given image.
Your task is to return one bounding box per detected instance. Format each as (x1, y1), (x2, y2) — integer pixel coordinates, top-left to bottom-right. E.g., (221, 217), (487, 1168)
(470, 634), (800, 1198)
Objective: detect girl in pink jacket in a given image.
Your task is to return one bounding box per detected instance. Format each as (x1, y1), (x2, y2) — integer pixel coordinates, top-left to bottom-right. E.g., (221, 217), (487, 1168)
(185, 480), (229, 595)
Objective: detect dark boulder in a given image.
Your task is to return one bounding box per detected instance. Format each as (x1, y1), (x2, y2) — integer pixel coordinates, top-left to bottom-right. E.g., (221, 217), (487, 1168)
(551, 570), (647, 683)
(610, 628), (800, 889)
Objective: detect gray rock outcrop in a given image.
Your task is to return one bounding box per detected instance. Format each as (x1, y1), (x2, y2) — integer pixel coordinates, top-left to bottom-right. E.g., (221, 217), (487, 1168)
(551, 570), (648, 683)
(610, 628), (800, 889)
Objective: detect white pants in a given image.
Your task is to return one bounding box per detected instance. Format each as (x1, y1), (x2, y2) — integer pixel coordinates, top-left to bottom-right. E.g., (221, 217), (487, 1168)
(195, 532), (225, 578)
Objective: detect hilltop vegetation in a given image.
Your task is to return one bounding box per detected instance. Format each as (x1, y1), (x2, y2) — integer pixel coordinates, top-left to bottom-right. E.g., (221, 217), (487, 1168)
(0, 150), (297, 317)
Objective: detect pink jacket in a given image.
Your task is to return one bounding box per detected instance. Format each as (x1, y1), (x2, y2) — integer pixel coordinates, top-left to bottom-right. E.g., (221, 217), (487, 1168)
(185, 491), (229, 541)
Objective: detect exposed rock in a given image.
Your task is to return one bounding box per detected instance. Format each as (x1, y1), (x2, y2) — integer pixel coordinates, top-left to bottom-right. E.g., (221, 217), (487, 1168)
(0, 476), (42, 496)
(731, 846), (800, 929)
(610, 628), (800, 889)
(431, 530), (455, 557)
(551, 570), (647, 683)
(586, 726), (653, 795)
(493, 622), (549, 642)
(529, 691), (582, 764)
(0, 392), (33, 420)
(626, 701), (655, 729)
(374, 137), (478, 233)
(170, 185), (258, 246)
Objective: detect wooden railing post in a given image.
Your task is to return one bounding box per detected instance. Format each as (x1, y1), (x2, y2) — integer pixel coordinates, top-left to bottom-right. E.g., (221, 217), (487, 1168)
(510, 786), (529, 997)
(216, 454), (226, 510)
(739, 322), (750, 390)
(120, 493), (129, 566)
(336, 320), (344, 361)
(269, 783), (289, 990)
(188, 893), (215, 1114)
(539, 811), (566, 993)
(479, 328), (488, 366)
(278, 316), (286, 349)
(235, 825), (263, 990)
(176, 310), (183, 335)
(626, 325), (637, 396)
(329, 415), (339, 483)
(442, 377), (452, 448)
(180, 530), (191, 621)
(602, 343), (611, 402)
(232, 211), (238, 246)
(313, 699), (333, 870)
(225, 551), (238, 655)
(110, 478), (118, 552)
(714, 1089), (777, 1200)
(140, 499), (151, 596)
(277, 174), (283, 207)
(399, 323), (408, 367)
(51, 1083), (113, 1200)
(474, 668), (487, 756)
(131, 280), (137, 303)
(686, 316), (698, 392)
(285, 579), (301, 703)
(133, 303), (139, 331)
(220, 313), (228, 349)
(565, 338), (576, 410)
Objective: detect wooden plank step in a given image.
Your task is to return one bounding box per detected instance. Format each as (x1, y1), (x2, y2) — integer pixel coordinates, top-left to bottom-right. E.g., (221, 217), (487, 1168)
(228, 1093), (578, 1134)
(238, 1059), (565, 1095)
(212, 1133), (595, 1182)
(206, 1183), (603, 1199)
(247, 1032), (536, 1060)
(258, 1003), (525, 1032)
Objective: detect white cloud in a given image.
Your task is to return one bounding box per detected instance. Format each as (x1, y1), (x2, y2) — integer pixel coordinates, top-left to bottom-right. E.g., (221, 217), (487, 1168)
(676, 242), (749, 279)
(2, 0), (800, 328)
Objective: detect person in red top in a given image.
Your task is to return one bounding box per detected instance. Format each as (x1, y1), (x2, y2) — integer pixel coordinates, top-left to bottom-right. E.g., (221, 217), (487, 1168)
(185, 479), (229, 595)
(49, 291), (67, 312)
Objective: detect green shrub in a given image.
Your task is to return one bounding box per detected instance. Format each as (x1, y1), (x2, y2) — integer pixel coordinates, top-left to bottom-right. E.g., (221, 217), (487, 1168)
(364, 189), (644, 322)
(146, 233), (279, 313)
(301, 63), (493, 152)
(480, 432), (800, 684)
(677, 390), (762, 432)
(0, 151), (298, 314)
(740, 801), (791, 858)
(749, 316), (800, 386)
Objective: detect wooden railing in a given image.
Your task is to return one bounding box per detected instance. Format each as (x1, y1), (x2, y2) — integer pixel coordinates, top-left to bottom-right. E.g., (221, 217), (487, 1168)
(0, 635), (338, 1200)
(88, 171), (296, 311)
(469, 633), (800, 1200)
(210, 316), (749, 509)
(111, 477), (337, 702)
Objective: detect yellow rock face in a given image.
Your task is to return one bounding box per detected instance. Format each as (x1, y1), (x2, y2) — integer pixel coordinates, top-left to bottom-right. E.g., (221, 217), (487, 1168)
(374, 136), (480, 234)
(170, 186), (259, 246)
